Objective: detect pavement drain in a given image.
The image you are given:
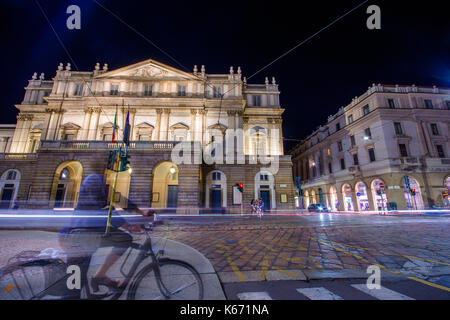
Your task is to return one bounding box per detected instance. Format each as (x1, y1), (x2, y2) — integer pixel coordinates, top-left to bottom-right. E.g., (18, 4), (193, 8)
(225, 240), (237, 244)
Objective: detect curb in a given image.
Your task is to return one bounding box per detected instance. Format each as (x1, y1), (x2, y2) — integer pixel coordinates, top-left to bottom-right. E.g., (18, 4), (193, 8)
(217, 268), (408, 283)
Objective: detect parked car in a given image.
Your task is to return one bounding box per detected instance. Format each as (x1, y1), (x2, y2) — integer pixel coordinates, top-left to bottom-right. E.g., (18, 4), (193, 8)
(308, 204), (330, 212)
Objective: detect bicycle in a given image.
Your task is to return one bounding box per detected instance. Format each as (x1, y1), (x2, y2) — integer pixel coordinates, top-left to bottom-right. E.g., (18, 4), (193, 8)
(0, 223), (204, 300)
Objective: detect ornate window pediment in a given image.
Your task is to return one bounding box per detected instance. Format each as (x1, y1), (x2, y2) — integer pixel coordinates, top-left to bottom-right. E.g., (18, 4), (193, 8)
(60, 122), (81, 141)
(170, 122), (189, 141)
(136, 122), (155, 141)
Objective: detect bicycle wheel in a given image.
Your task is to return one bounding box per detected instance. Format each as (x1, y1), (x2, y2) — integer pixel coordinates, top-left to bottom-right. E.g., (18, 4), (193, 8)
(128, 259), (203, 300)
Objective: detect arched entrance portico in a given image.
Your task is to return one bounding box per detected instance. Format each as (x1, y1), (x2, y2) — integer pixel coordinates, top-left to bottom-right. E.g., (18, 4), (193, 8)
(342, 184), (353, 211)
(356, 182), (370, 211)
(329, 186), (338, 211)
(152, 161), (179, 209)
(50, 161), (83, 208)
(402, 176), (424, 210)
(371, 179), (388, 211)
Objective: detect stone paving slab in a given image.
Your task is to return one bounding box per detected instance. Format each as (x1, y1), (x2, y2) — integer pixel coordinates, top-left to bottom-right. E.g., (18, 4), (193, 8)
(0, 230), (225, 300)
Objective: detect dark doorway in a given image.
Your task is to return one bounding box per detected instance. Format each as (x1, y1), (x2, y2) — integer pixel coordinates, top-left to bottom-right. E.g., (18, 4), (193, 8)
(55, 184), (66, 208)
(210, 189), (222, 209)
(0, 185), (14, 208)
(260, 190), (271, 212)
(167, 185), (178, 208)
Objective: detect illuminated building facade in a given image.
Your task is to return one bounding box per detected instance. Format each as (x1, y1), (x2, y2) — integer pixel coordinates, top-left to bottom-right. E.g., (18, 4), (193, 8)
(0, 59), (295, 212)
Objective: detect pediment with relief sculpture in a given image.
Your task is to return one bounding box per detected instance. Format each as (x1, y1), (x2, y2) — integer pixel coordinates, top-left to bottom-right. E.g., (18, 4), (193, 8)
(94, 58), (198, 81)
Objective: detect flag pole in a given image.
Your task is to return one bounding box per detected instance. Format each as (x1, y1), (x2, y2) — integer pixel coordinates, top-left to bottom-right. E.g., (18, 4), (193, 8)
(105, 147), (120, 236)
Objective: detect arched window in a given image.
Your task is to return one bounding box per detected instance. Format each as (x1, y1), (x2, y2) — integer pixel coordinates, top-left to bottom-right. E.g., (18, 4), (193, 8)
(1, 169), (21, 209)
(6, 170), (17, 180)
(60, 168), (70, 180)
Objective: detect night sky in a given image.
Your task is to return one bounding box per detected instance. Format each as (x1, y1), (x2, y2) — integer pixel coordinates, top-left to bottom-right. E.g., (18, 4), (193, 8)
(1, 0), (449, 152)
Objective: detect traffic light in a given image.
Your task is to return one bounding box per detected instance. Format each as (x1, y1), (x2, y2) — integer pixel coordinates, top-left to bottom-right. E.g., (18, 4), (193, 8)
(119, 151), (131, 172)
(410, 188), (416, 196)
(106, 150), (117, 170)
(237, 183), (244, 193)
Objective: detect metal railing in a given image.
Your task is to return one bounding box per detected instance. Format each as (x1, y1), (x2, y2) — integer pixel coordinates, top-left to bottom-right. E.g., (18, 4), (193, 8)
(38, 140), (186, 151)
(0, 153), (37, 160)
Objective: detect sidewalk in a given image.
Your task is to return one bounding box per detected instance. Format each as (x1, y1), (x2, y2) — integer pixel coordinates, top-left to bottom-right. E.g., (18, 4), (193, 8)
(0, 230), (225, 300)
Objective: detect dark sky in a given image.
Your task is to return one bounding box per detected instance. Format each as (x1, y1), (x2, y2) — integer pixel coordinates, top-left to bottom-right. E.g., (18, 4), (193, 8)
(1, 0), (449, 151)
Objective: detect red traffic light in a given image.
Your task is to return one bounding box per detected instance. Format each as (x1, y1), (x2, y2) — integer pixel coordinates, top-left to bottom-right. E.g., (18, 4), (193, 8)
(239, 184), (243, 189)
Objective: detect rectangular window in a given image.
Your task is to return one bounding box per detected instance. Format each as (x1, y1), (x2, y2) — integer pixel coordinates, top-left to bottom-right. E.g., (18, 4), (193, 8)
(399, 144), (408, 157)
(446, 101), (450, 110)
(336, 123), (341, 131)
(177, 85), (186, 96)
(363, 105), (370, 115)
(74, 84), (83, 96)
(337, 141), (343, 152)
(424, 99), (434, 109)
(212, 172), (221, 181)
(350, 135), (356, 147)
(144, 84), (152, 96)
(430, 123), (439, 135)
(437, 145), (445, 158)
(364, 128), (372, 139)
(353, 153), (359, 165)
(340, 158), (346, 170)
(103, 134), (112, 141)
(253, 95), (261, 106)
(64, 134), (74, 140)
(348, 115), (354, 124)
(394, 122), (403, 135)
(388, 99), (395, 109)
(110, 84), (119, 96)
(213, 86), (222, 98)
(368, 148), (376, 162)
(260, 174), (269, 181)
(139, 134), (149, 141)
(328, 162), (332, 174)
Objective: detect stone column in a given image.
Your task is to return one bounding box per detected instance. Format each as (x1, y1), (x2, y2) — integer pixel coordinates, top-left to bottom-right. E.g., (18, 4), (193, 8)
(117, 105), (124, 141)
(161, 109), (170, 141)
(41, 109), (53, 141)
(154, 108), (163, 141)
(0, 137), (6, 153)
(44, 110), (55, 140)
(366, 186), (376, 211)
(200, 110), (207, 147)
(421, 121), (435, 157)
(129, 108), (136, 141)
(336, 187), (345, 212)
(17, 114), (33, 153)
(227, 111), (235, 130)
(81, 108), (93, 140)
(190, 109), (197, 141)
(88, 108), (101, 140)
(51, 109), (66, 140)
(352, 189), (359, 212)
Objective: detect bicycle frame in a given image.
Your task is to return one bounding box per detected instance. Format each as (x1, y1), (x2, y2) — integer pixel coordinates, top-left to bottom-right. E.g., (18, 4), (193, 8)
(27, 227), (168, 300)
(82, 229), (168, 300)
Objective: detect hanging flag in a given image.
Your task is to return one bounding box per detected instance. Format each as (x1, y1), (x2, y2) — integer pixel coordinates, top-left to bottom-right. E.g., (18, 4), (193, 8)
(123, 106), (130, 145)
(112, 105), (118, 143)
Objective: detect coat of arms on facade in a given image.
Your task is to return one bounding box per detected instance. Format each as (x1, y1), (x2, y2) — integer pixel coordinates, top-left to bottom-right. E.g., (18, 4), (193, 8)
(131, 66), (168, 78)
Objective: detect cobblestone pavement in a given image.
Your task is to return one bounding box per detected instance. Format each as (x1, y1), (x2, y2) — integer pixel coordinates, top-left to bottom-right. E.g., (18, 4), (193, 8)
(150, 214), (450, 281)
(1, 213), (449, 284)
